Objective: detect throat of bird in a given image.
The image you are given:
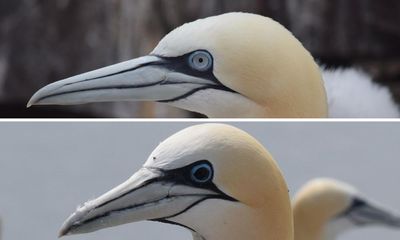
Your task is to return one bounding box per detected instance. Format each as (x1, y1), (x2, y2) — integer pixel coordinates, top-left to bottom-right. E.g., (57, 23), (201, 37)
(294, 210), (334, 240)
(167, 88), (269, 118)
(175, 201), (292, 240)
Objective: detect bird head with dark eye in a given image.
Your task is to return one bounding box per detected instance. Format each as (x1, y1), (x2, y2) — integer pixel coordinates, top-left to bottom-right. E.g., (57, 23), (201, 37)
(189, 161), (213, 184)
(58, 124), (293, 240)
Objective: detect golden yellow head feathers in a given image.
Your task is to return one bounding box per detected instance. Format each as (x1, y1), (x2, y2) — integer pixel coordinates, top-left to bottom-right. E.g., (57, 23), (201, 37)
(154, 13), (328, 117)
(293, 178), (400, 240)
(293, 178), (357, 240)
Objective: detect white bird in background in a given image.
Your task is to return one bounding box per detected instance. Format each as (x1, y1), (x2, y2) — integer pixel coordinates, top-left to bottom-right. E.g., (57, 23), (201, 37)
(59, 124), (294, 240)
(293, 178), (400, 240)
(28, 12), (400, 118)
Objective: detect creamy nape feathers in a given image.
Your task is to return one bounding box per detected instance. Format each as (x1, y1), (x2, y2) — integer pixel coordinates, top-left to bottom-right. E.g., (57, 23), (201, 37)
(293, 178), (400, 240)
(152, 13), (328, 118)
(59, 124), (293, 240)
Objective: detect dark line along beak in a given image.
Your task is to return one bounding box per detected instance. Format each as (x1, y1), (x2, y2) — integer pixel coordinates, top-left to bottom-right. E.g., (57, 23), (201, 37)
(28, 55), (230, 107)
(341, 198), (400, 227)
(59, 167), (227, 237)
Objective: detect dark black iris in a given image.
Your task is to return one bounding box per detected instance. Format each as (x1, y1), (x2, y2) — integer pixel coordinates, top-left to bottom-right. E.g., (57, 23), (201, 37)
(190, 162), (213, 183)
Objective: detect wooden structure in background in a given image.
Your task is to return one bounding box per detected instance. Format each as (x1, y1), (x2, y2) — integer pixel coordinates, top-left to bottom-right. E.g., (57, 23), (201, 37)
(1, 0), (399, 117)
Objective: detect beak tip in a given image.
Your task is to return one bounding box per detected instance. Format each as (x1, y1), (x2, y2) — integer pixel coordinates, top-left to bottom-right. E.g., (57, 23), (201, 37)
(28, 81), (64, 107)
(58, 216), (76, 238)
(58, 229), (68, 238)
(59, 222), (75, 238)
(27, 93), (41, 108)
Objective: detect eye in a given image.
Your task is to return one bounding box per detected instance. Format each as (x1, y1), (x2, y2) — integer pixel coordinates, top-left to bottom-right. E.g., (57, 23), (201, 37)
(188, 51), (213, 71)
(190, 162), (213, 183)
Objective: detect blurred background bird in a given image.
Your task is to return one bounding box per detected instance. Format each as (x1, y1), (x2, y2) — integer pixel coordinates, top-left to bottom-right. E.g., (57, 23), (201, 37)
(293, 178), (400, 240)
(1, 0), (400, 117)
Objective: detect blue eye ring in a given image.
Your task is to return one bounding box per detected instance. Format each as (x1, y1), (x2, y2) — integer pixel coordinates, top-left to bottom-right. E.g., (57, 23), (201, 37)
(188, 51), (213, 72)
(190, 163), (213, 183)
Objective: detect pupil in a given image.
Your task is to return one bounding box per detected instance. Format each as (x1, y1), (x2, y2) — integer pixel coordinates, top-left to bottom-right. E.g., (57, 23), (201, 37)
(198, 58), (204, 63)
(194, 167), (209, 181)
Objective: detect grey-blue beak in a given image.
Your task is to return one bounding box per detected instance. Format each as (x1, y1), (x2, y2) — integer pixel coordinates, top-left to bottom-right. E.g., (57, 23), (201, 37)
(28, 55), (219, 107)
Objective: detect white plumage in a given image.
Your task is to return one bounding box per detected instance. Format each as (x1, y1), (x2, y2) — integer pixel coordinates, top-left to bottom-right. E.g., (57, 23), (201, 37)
(323, 68), (399, 118)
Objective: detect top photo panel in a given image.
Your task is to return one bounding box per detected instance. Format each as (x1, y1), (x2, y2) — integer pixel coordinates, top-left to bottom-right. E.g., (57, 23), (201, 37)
(3, 1), (400, 118)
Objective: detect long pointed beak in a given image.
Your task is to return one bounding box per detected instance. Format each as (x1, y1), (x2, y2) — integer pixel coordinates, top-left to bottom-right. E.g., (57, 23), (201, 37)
(59, 167), (216, 237)
(28, 55), (219, 107)
(347, 200), (400, 227)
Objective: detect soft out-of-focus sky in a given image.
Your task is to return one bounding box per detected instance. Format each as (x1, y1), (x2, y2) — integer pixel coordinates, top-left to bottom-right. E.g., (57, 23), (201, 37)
(0, 122), (399, 240)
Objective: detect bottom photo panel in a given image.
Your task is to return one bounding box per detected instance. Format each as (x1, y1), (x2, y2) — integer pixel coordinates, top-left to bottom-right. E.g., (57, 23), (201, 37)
(1, 122), (400, 240)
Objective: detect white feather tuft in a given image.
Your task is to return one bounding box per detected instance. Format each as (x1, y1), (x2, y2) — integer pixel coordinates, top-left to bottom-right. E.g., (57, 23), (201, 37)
(322, 68), (400, 118)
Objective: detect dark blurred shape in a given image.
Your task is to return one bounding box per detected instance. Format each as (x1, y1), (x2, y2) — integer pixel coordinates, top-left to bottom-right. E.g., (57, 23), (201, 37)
(0, 0), (188, 117)
(1, 0), (399, 117)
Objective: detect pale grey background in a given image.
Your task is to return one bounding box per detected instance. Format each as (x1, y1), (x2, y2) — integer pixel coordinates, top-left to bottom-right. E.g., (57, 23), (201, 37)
(0, 122), (399, 240)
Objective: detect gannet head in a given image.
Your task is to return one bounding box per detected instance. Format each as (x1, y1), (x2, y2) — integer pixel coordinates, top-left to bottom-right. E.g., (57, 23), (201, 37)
(293, 178), (400, 240)
(59, 124), (293, 240)
(28, 12), (327, 118)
